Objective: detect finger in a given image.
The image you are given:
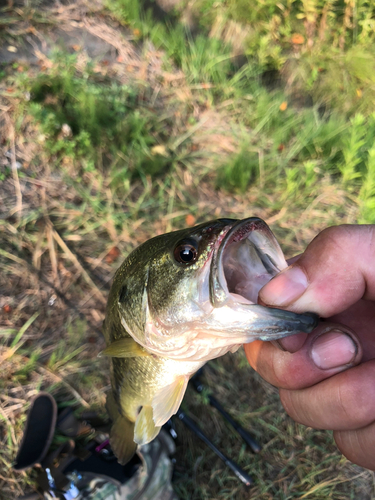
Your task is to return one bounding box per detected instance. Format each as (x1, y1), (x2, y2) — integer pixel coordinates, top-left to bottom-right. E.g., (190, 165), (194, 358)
(259, 225), (375, 317)
(271, 332), (308, 353)
(334, 423), (375, 471)
(279, 360), (375, 431)
(244, 323), (361, 390)
(329, 299), (375, 362)
(286, 254), (301, 266)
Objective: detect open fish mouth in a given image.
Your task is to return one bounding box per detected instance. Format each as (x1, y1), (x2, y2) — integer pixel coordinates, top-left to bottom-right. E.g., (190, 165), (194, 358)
(209, 216), (318, 337)
(210, 217), (289, 306)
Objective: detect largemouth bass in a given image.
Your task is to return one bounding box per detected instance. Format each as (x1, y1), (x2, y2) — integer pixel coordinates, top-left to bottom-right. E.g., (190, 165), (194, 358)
(102, 217), (317, 464)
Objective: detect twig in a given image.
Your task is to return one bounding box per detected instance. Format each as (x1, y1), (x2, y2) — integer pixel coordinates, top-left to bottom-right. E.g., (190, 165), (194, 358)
(83, 19), (141, 68)
(46, 222), (61, 287)
(51, 226), (106, 305)
(258, 148), (264, 189)
(36, 366), (90, 408)
(0, 405), (17, 446)
(0, 248), (104, 337)
(32, 227), (46, 270)
(266, 207), (287, 225)
(9, 124), (22, 218)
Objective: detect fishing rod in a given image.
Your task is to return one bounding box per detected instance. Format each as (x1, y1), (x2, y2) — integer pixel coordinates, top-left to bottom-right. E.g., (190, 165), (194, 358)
(164, 366), (261, 487)
(190, 370), (261, 454)
(175, 410), (253, 487)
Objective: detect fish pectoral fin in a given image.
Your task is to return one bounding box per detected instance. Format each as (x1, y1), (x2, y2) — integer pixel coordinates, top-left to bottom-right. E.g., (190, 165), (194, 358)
(134, 406), (161, 445)
(152, 375), (189, 427)
(102, 338), (150, 358)
(106, 392), (137, 465)
(229, 344), (241, 353)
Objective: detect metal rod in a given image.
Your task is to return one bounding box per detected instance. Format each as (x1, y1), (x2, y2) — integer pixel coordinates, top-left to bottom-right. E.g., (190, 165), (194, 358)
(177, 410), (252, 487)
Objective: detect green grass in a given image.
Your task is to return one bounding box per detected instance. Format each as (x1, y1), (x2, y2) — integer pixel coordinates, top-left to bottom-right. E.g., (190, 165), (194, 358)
(11, 50), (375, 205)
(16, 52), (176, 186)
(107, 0), (375, 113)
(102, 0), (375, 202)
(1, 0), (375, 498)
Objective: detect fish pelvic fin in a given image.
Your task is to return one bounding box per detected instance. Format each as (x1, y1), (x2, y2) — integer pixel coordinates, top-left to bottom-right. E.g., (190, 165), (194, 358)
(106, 392), (137, 465)
(152, 375), (189, 427)
(134, 405), (161, 445)
(102, 337), (150, 358)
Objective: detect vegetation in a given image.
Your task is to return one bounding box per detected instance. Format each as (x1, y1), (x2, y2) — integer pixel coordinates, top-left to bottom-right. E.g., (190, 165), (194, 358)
(1, 0), (375, 498)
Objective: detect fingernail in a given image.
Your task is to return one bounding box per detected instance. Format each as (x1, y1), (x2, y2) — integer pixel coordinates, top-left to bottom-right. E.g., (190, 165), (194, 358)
(311, 330), (357, 370)
(259, 266), (308, 307)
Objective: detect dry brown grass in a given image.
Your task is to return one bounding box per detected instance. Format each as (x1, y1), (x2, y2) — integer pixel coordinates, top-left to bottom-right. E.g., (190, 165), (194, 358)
(1, 1), (374, 499)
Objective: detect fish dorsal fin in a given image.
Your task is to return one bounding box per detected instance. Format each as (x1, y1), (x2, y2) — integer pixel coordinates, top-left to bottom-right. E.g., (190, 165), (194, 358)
(134, 406), (161, 445)
(106, 392), (137, 465)
(152, 376), (189, 427)
(102, 338), (150, 358)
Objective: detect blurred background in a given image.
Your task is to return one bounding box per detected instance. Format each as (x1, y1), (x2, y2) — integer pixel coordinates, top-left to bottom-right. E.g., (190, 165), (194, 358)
(1, 0), (375, 498)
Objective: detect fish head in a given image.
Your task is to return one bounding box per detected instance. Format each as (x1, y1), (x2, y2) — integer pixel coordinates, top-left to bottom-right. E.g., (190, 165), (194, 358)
(112, 219), (231, 344)
(112, 217), (317, 360)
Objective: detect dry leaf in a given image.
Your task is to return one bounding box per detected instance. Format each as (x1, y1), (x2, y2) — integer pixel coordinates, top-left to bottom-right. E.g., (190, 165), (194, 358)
(105, 246), (121, 264)
(185, 214), (196, 226)
(7, 46), (17, 53)
(151, 145), (168, 156)
(291, 34), (304, 45)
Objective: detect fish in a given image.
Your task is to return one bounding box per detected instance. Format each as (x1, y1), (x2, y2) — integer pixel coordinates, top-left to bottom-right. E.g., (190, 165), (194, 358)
(102, 217), (318, 464)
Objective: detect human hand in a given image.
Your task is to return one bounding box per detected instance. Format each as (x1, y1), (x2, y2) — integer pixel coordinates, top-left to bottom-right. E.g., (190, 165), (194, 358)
(244, 225), (375, 470)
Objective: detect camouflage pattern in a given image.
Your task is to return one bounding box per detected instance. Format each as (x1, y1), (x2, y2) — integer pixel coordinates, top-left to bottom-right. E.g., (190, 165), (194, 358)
(43, 431), (178, 500)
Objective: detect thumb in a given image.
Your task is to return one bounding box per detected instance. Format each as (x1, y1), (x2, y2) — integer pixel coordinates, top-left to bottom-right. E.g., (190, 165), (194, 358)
(259, 225), (375, 317)
(245, 322), (361, 390)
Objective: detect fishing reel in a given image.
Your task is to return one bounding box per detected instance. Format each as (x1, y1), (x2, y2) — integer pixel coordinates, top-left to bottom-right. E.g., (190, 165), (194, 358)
(13, 393), (176, 500)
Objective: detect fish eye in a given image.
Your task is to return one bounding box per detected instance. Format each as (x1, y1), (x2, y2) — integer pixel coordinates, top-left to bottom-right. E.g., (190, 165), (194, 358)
(173, 239), (198, 265)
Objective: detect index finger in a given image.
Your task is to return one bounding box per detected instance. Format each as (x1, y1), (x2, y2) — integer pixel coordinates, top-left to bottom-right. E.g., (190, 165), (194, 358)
(259, 225), (375, 317)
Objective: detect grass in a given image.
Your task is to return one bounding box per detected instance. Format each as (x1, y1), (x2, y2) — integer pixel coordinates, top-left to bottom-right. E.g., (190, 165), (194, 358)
(1, 0), (375, 498)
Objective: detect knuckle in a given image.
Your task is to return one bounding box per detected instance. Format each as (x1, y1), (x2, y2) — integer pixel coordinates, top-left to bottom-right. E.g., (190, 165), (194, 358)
(279, 389), (309, 424)
(336, 364), (375, 427)
(313, 224), (374, 255)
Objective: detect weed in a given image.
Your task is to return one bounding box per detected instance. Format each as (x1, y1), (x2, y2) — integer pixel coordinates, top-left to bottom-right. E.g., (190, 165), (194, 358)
(359, 143), (375, 224)
(108, 0), (257, 100)
(339, 113), (367, 184)
(10, 53), (181, 190)
(217, 146), (259, 193)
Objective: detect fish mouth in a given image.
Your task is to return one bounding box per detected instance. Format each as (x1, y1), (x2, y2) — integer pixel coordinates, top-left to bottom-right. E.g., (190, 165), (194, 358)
(210, 217), (288, 306)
